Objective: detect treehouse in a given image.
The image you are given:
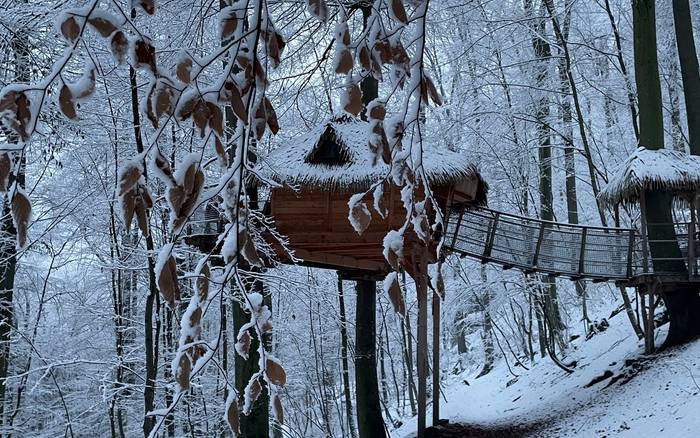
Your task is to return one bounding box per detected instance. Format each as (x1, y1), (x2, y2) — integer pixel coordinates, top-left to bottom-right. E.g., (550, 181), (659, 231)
(254, 114), (487, 276)
(598, 146), (700, 285)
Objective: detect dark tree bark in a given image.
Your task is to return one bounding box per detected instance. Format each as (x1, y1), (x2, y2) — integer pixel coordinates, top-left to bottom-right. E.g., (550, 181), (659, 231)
(355, 279), (386, 438)
(632, 0), (700, 347)
(672, 0), (700, 154)
(0, 19), (29, 432)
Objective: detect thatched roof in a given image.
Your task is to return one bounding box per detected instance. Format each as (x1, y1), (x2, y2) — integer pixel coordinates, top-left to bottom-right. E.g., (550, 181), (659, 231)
(599, 147), (700, 206)
(255, 114), (487, 201)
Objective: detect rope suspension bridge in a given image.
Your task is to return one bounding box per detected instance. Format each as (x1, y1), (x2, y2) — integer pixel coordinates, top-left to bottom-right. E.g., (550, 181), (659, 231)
(443, 206), (700, 285)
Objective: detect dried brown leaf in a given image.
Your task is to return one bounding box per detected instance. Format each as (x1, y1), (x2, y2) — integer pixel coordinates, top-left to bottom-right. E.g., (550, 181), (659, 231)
(175, 353), (191, 391)
(335, 48), (354, 75)
(158, 255), (180, 309)
(244, 379), (262, 415)
(266, 358), (287, 387)
(155, 85), (172, 119)
(220, 8), (238, 40)
(358, 45), (371, 71)
(206, 102), (224, 136)
(388, 275), (406, 315)
(110, 31), (129, 64)
(226, 399), (240, 434)
(121, 189), (136, 230)
(58, 85), (76, 120)
(263, 97), (279, 135)
(424, 75), (442, 106)
(0, 153), (10, 192)
(390, 0), (408, 25)
(236, 330), (251, 359)
(273, 395), (284, 424)
(87, 16), (117, 37)
(11, 190), (31, 247)
(343, 84), (362, 116)
(196, 263), (210, 301)
(350, 201), (371, 234)
(60, 16), (80, 41)
(119, 165), (141, 196)
(134, 38), (156, 72)
(176, 55), (193, 84)
(139, 0), (155, 15)
(134, 197), (149, 236)
(226, 82), (248, 124)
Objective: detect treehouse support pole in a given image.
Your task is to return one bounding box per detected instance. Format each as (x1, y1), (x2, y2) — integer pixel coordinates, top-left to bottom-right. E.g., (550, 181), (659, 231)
(354, 276), (386, 438)
(431, 287), (441, 426)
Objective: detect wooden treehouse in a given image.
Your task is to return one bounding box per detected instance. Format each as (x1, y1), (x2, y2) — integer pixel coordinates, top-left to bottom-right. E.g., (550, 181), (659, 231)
(255, 113), (487, 276)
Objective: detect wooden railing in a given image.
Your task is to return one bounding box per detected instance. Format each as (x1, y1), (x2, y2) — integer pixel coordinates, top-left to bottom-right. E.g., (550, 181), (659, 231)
(443, 207), (700, 281)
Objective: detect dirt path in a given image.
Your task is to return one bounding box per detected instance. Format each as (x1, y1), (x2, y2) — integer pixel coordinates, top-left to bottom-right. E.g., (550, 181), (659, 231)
(425, 421), (546, 438)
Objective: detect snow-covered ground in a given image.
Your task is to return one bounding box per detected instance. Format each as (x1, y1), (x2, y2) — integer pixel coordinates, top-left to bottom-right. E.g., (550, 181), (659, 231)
(395, 310), (700, 437)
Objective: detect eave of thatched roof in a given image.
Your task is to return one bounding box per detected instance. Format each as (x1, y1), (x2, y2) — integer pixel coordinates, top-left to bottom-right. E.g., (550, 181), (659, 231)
(254, 114), (487, 204)
(599, 147), (700, 207)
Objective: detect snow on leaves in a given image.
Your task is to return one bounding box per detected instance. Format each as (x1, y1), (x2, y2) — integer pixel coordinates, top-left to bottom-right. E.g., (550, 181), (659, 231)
(118, 161), (152, 236)
(348, 193), (372, 235)
(171, 259), (210, 393)
(162, 154), (204, 233)
(0, 90), (32, 141)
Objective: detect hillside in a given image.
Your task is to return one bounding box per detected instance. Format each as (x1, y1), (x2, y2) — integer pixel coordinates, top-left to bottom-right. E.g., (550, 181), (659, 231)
(397, 310), (700, 437)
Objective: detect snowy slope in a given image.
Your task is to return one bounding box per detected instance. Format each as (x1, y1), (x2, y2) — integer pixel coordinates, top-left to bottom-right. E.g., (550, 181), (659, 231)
(395, 312), (700, 437)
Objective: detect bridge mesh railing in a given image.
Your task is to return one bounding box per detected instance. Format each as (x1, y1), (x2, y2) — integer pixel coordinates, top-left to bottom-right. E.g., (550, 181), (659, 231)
(444, 208), (635, 280)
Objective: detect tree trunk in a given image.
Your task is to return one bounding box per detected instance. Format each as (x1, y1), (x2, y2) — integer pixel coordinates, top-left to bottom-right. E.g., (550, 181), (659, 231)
(337, 275), (357, 438)
(234, 277), (270, 437)
(354, 279), (386, 438)
(0, 21), (29, 432)
(525, 0), (566, 350)
(672, 0), (700, 154)
(632, 0), (700, 347)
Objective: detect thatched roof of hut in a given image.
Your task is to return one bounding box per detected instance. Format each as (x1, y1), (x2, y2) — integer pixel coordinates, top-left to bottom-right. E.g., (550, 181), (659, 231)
(255, 114), (487, 203)
(599, 147), (700, 206)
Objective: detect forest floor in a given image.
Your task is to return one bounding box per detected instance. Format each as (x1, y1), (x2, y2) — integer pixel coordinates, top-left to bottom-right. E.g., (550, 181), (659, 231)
(396, 307), (700, 437)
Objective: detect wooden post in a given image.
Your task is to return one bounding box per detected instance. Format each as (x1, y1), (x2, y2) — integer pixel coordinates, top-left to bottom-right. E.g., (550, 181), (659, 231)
(578, 227), (588, 276)
(627, 230), (636, 279)
(431, 287), (440, 426)
(640, 192), (650, 273)
(532, 221), (546, 267)
(354, 277), (386, 438)
(482, 212), (500, 259)
(689, 194), (696, 278)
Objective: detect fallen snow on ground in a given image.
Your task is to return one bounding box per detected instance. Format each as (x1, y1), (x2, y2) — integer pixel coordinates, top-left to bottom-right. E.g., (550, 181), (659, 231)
(395, 311), (700, 437)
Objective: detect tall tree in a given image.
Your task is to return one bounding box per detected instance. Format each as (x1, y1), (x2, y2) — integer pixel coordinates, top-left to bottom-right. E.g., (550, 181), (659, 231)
(632, 0), (700, 347)
(0, 15), (29, 430)
(672, 0), (700, 154)
(524, 0), (565, 351)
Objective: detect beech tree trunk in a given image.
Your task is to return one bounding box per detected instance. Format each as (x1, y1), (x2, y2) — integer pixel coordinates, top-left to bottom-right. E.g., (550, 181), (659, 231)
(672, 0), (700, 154)
(632, 0), (700, 347)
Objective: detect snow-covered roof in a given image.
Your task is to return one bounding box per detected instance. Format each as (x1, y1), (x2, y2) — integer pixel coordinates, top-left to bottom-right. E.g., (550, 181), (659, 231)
(599, 147), (700, 206)
(255, 114), (487, 201)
